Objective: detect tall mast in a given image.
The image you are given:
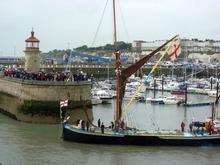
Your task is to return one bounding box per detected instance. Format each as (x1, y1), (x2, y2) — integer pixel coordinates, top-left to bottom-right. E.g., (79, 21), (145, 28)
(113, 0), (117, 47)
(113, 0), (121, 123)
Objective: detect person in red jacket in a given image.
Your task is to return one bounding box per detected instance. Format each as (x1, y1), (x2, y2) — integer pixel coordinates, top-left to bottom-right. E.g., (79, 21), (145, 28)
(181, 121), (185, 132)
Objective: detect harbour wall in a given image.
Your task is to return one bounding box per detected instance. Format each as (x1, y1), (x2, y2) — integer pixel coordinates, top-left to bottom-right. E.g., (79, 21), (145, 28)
(0, 76), (93, 124)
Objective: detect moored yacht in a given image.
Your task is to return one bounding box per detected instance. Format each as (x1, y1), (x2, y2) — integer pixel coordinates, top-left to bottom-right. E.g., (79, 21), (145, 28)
(207, 90), (217, 97)
(91, 95), (102, 105)
(163, 96), (183, 105)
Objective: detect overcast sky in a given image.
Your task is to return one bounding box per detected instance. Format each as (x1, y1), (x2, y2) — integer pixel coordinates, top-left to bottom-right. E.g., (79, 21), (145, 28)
(0, 0), (220, 56)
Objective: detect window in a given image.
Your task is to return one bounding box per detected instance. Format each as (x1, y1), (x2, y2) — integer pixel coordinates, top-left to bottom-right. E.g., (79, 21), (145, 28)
(26, 42), (39, 48)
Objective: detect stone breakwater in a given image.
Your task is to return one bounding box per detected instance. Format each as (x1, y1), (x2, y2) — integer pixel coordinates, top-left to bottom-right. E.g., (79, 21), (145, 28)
(0, 76), (93, 124)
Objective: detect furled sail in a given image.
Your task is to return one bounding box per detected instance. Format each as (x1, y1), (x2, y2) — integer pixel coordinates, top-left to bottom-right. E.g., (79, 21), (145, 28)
(116, 35), (178, 122)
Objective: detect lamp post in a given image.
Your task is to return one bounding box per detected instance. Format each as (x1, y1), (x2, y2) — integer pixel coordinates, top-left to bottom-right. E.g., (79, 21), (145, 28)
(98, 70), (100, 81)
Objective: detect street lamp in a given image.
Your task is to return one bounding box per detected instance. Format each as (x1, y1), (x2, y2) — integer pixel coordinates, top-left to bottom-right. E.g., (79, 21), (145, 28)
(98, 70), (100, 81)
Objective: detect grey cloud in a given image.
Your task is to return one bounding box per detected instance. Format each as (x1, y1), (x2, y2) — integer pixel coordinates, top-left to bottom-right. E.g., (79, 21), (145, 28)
(0, 0), (219, 56)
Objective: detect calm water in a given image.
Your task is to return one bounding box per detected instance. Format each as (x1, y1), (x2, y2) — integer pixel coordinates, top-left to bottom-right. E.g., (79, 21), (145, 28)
(1, 91), (220, 165)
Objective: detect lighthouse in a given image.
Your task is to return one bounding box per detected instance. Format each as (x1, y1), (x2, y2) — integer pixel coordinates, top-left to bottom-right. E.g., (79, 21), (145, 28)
(24, 30), (41, 72)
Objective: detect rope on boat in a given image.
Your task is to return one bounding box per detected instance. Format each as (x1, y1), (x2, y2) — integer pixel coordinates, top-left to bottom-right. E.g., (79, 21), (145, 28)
(185, 68), (206, 78)
(83, 103), (114, 129)
(149, 112), (160, 131)
(82, 104), (98, 127)
(91, 0), (109, 47)
(124, 108), (137, 128)
(118, 0), (131, 42)
(122, 38), (176, 117)
(130, 109), (138, 128)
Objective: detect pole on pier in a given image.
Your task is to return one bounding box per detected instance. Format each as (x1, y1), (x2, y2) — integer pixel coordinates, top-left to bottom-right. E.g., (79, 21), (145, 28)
(184, 72), (186, 82)
(211, 102), (215, 123)
(215, 81), (219, 104)
(185, 83), (188, 104)
(153, 78), (156, 99)
(59, 106), (63, 138)
(211, 77), (213, 90)
(162, 74), (164, 95)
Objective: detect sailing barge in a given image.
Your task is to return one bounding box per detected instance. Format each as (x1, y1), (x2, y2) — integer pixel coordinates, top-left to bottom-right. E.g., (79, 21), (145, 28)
(63, 0), (220, 146)
(63, 124), (220, 146)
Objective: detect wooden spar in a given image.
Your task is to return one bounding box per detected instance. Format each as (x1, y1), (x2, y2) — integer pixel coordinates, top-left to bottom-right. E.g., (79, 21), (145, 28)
(112, 0), (121, 123)
(122, 36), (178, 78)
(114, 35), (178, 123)
(115, 50), (121, 123)
(112, 0), (117, 47)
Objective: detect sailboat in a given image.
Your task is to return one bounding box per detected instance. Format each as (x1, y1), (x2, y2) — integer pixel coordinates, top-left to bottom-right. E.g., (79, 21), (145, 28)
(62, 0), (220, 146)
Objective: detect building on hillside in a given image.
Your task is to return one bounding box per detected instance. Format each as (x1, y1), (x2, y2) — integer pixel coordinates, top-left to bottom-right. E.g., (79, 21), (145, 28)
(188, 53), (220, 64)
(132, 38), (220, 60)
(181, 39), (220, 54)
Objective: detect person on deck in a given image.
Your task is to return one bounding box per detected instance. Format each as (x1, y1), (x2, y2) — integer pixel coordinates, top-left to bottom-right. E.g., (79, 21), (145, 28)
(77, 120), (82, 129)
(101, 123), (105, 134)
(81, 120), (85, 130)
(86, 121), (90, 131)
(181, 121), (185, 132)
(189, 123), (193, 133)
(98, 118), (101, 127)
(120, 120), (125, 130)
(76, 119), (80, 126)
(208, 121), (214, 135)
(111, 122), (114, 130)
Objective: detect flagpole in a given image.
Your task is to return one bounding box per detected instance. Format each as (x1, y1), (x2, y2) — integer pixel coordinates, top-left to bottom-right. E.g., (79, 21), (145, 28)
(172, 59), (174, 79)
(59, 99), (68, 138)
(59, 105), (63, 138)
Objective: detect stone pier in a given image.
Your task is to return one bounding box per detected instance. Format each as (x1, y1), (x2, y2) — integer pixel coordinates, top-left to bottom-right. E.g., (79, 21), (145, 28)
(0, 76), (93, 124)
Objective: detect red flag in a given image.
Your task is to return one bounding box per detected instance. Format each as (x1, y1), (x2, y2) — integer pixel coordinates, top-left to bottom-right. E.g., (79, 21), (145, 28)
(169, 38), (181, 61)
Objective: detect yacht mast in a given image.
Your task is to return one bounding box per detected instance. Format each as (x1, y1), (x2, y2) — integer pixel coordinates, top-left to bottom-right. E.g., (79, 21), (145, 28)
(113, 0), (122, 123)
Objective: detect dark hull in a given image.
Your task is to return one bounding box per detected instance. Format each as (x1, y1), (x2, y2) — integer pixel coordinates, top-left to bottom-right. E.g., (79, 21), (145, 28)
(63, 124), (220, 146)
(150, 100), (164, 105)
(171, 90), (186, 95)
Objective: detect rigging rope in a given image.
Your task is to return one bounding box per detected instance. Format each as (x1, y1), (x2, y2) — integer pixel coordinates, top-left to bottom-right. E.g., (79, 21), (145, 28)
(122, 39), (175, 117)
(118, 0), (131, 42)
(186, 68), (205, 78)
(91, 0), (109, 47)
(83, 106), (97, 127)
(64, 1), (111, 95)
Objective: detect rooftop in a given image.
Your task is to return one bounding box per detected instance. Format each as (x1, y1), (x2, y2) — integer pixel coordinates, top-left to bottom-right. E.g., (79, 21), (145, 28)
(25, 31), (39, 42)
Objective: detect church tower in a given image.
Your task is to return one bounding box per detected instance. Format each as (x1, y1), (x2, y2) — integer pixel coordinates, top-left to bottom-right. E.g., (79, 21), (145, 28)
(24, 30), (41, 72)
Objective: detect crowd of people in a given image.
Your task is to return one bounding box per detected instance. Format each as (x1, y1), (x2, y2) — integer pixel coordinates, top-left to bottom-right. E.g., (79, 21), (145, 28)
(77, 118), (217, 135)
(2, 68), (91, 82)
(76, 118), (127, 134)
(76, 119), (90, 132)
(180, 120), (216, 135)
